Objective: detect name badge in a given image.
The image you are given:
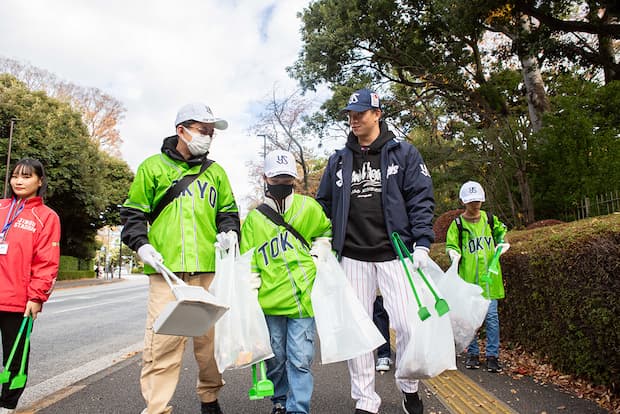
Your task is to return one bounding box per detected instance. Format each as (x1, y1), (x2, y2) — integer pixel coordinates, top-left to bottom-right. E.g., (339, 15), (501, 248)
(0, 243), (8, 255)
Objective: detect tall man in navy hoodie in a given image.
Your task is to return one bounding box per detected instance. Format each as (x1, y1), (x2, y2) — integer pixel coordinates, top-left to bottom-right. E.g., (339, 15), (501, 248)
(316, 89), (435, 414)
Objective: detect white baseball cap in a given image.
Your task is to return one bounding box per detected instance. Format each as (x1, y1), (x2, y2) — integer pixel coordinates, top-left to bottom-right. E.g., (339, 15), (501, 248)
(459, 181), (486, 203)
(174, 102), (228, 130)
(264, 150), (298, 178)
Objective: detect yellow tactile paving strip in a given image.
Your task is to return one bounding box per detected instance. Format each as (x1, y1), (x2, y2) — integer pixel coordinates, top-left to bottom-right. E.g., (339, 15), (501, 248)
(423, 370), (519, 414)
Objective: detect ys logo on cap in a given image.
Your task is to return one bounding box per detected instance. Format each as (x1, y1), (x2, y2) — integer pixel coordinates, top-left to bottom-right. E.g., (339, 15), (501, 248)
(276, 155), (289, 165)
(348, 92), (360, 104)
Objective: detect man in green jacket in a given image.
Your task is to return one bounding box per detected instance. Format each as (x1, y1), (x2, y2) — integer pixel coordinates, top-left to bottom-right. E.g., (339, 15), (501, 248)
(445, 181), (510, 373)
(121, 102), (240, 414)
(240, 150), (331, 414)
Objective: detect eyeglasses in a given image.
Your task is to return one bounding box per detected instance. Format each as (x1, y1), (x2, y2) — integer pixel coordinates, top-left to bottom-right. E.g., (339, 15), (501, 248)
(188, 124), (215, 136)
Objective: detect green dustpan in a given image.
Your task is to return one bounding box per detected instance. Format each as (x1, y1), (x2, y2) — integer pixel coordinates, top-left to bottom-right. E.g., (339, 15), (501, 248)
(0, 317), (29, 384)
(391, 233), (431, 321)
(10, 316), (33, 389)
(248, 361), (274, 400)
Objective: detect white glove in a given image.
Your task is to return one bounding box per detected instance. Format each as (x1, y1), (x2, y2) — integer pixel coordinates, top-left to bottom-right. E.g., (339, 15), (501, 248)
(215, 230), (238, 250)
(412, 247), (430, 270)
(309, 237), (332, 259)
(448, 249), (461, 264)
(495, 242), (510, 255)
(137, 244), (163, 269)
(249, 272), (262, 291)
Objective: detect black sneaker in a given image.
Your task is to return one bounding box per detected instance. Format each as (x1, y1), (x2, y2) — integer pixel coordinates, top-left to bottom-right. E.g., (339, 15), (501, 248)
(201, 400), (223, 414)
(272, 403), (286, 414)
(465, 354), (480, 369)
(486, 356), (503, 373)
(402, 391), (423, 414)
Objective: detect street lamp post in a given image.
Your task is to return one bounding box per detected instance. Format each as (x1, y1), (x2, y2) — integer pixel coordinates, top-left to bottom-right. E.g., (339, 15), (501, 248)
(4, 118), (21, 198)
(106, 227), (111, 279)
(257, 134), (267, 192)
(257, 134), (266, 160)
(118, 238), (122, 279)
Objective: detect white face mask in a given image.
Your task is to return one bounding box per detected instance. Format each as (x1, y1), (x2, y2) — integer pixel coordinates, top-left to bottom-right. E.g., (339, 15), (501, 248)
(180, 126), (214, 156)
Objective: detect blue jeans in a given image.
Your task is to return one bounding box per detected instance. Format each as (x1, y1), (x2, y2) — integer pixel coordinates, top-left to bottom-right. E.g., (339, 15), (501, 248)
(265, 316), (316, 414)
(372, 295), (391, 359)
(468, 299), (500, 358)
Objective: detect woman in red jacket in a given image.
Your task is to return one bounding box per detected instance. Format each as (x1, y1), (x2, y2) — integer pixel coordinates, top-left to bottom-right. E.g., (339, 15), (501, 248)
(0, 158), (60, 413)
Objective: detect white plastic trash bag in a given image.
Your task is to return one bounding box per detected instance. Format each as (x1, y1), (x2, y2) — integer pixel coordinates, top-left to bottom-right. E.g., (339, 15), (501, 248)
(396, 259), (456, 379)
(210, 242), (273, 372)
(430, 260), (490, 352)
(311, 245), (385, 364)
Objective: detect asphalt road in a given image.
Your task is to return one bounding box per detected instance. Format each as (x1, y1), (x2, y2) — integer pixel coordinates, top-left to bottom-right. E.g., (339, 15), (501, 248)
(35, 348), (447, 414)
(12, 277), (610, 414)
(18, 276), (149, 407)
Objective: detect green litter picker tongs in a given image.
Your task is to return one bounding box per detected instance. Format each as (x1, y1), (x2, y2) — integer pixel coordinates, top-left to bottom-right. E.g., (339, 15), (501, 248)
(0, 316), (33, 389)
(479, 240), (506, 296)
(391, 232), (450, 320)
(248, 360), (274, 400)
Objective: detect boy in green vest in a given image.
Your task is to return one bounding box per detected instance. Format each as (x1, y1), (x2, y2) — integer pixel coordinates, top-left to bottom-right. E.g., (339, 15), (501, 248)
(240, 150), (332, 414)
(445, 181), (510, 373)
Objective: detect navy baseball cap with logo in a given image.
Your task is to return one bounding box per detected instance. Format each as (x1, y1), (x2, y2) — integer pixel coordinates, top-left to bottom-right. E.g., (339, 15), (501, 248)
(342, 88), (381, 112)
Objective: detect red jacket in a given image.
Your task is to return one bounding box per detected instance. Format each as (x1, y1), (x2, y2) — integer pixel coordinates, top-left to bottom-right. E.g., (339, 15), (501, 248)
(0, 197), (61, 313)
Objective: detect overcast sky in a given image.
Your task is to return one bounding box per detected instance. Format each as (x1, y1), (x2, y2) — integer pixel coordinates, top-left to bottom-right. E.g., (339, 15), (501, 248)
(0, 0), (328, 214)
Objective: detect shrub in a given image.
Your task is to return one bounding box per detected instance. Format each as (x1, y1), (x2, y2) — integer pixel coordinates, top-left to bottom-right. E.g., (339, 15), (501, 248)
(433, 209), (464, 243)
(58, 255), (95, 280)
(431, 213), (620, 394)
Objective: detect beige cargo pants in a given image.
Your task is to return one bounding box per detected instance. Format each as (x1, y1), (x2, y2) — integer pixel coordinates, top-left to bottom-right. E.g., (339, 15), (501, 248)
(140, 273), (224, 414)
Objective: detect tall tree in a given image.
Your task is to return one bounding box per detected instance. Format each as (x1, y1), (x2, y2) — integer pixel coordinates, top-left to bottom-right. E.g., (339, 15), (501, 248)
(511, 0), (620, 83)
(0, 57), (126, 156)
(0, 74), (133, 258)
(530, 75), (620, 219)
(250, 88), (323, 192)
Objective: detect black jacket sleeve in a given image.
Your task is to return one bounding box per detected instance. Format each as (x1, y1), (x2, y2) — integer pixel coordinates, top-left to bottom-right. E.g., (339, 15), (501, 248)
(216, 211), (241, 240)
(120, 207), (150, 252)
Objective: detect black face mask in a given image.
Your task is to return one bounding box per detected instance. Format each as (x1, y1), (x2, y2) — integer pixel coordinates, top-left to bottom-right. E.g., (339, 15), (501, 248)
(266, 183), (294, 200)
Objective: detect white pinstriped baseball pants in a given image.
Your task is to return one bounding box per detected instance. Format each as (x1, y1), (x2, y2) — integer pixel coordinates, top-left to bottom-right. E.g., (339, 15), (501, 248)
(341, 257), (419, 413)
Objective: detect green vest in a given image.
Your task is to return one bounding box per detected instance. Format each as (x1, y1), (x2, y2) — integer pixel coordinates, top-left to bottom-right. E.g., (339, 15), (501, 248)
(123, 153), (238, 273)
(445, 211), (507, 299)
(240, 194), (332, 318)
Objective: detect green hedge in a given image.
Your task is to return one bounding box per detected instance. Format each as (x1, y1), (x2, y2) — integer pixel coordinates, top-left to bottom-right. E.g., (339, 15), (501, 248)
(431, 213), (620, 395)
(57, 270), (95, 280)
(58, 255), (95, 280)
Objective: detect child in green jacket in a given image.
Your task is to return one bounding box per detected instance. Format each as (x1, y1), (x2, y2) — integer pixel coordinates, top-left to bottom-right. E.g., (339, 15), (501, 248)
(240, 150), (331, 414)
(445, 181), (510, 373)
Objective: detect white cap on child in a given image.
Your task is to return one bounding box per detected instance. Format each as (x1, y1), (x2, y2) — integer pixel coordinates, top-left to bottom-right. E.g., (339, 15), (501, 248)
(264, 150), (298, 178)
(459, 181), (485, 203)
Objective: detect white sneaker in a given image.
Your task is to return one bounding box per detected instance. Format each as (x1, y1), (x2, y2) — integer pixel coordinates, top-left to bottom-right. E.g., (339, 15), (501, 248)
(0, 408), (15, 414)
(375, 357), (392, 372)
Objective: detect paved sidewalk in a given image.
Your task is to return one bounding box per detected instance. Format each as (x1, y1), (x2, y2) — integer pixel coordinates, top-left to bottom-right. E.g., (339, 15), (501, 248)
(35, 277), (608, 413)
(19, 349), (607, 414)
(54, 275), (130, 290)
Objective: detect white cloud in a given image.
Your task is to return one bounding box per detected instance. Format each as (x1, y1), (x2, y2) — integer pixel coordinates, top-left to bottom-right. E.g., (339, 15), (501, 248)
(0, 0), (311, 214)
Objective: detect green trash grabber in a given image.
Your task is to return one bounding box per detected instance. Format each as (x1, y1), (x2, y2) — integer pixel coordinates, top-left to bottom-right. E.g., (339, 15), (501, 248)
(415, 267), (450, 316)
(392, 233), (450, 317)
(391, 232), (430, 321)
(0, 316), (29, 384)
(10, 316), (33, 390)
(248, 361), (274, 400)
(480, 240), (505, 295)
